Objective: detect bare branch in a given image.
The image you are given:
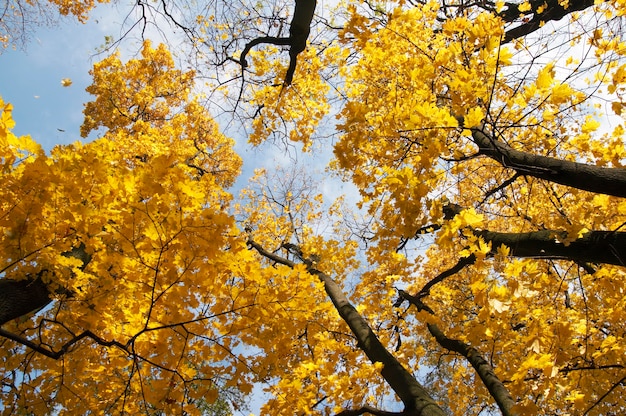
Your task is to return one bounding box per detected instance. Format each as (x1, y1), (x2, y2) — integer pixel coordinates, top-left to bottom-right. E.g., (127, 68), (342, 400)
(237, 0), (317, 86)
(583, 374), (626, 415)
(417, 254), (477, 297)
(0, 328), (128, 360)
(239, 36), (292, 68)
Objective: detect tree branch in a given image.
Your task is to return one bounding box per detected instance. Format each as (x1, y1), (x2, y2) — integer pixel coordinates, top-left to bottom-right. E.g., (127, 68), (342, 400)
(501, 0), (598, 43)
(416, 254), (477, 297)
(470, 127), (626, 198)
(239, 36), (292, 68)
(246, 239), (296, 267)
(480, 173), (521, 204)
(0, 278), (51, 326)
(426, 323), (516, 416)
(336, 405), (405, 415)
(0, 327), (128, 360)
(0, 242), (92, 326)
(476, 228), (626, 266)
(583, 374), (626, 415)
(436, 203), (626, 266)
(395, 292), (517, 415)
(238, 0), (316, 85)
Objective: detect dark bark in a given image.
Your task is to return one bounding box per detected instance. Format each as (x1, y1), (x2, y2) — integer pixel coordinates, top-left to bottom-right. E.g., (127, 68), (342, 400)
(500, 0), (598, 43)
(0, 278), (51, 326)
(336, 405), (404, 415)
(0, 327), (128, 359)
(284, 0), (316, 85)
(442, 203), (626, 266)
(470, 127), (626, 198)
(417, 255), (477, 297)
(0, 243), (91, 326)
(476, 229), (626, 266)
(427, 323), (516, 416)
(248, 239), (446, 416)
(239, 0), (316, 85)
(239, 37), (292, 68)
(396, 288), (516, 415)
(315, 269), (445, 415)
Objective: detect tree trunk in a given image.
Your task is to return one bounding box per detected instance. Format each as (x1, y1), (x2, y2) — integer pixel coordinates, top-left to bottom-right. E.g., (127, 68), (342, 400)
(501, 0), (598, 43)
(313, 269), (446, 416)
(0, 278), (51, 326)
(427, 323), (516, 416)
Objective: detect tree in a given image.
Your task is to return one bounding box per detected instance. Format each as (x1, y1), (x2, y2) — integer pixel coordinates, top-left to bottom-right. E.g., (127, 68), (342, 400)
(2, 0), (626, 415)
(0, 41), (249, 414)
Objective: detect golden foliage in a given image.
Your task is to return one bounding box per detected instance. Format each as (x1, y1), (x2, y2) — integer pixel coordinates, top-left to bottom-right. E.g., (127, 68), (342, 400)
(0, 42), (248, 414)
(4, 0), (626, 414)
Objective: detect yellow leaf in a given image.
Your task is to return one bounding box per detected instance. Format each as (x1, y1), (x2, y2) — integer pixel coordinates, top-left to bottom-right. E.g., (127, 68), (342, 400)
(496, 244), (510, 257)
(581, 116), (600, 134)
(536, 63), (554, 89)
(488, 298), (510, 313)
(458, 208), (484, 228)
(464, 107), (484, 129)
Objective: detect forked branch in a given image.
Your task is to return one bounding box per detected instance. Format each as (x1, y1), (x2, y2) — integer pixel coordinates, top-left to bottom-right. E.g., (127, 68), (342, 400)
(0, 327), (127, 360)
(248, 238), (445, 415)
(239, 0), (317, 86)
(395, 290), (516, 415)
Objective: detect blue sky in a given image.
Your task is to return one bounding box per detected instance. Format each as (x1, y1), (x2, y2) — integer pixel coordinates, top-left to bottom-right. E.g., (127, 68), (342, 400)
(0, 3), (342, 187)
(0, 10), (117, 150)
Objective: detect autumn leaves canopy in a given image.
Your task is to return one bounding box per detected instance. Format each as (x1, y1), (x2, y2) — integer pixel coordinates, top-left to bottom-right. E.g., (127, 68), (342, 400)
(2, 0), (626, 415)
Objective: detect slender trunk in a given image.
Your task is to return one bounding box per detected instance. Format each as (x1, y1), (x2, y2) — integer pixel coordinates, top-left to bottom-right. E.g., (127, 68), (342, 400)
(427, 323), (516, 416)
(248, 239), (446, 415)
(312, 269), (446, 416)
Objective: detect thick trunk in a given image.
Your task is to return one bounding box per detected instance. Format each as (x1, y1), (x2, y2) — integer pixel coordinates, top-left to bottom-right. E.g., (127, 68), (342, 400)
(0, 244), (90, 326)
(248, 239), (446, 415)
(442, 204), (625, 267)
(314, 269), (446, 416)
(501, 0), (598, 43)
(285, 0), (316, 85)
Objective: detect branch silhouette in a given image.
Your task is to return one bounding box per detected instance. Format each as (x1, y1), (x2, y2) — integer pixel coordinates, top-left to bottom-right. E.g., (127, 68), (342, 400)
(240, 0), (316, 86)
